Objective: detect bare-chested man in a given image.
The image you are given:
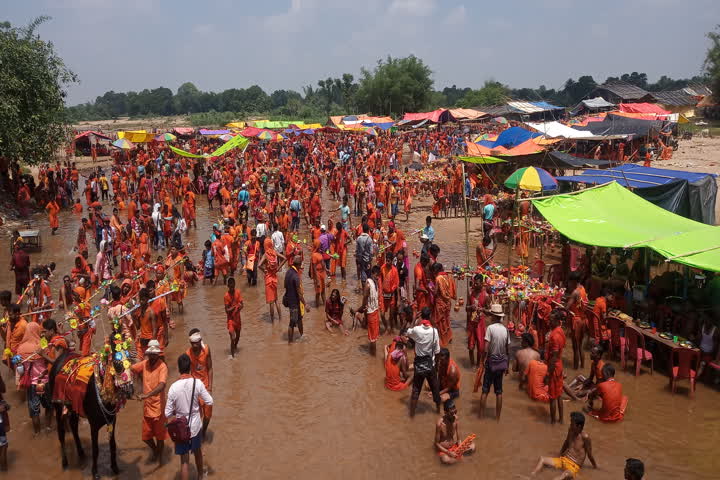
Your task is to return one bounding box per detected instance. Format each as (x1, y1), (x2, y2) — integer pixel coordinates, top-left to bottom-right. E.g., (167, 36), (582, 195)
(531, 411), (597, 479)
(434, 400), (475, 465)
(514, 333), (540, 389)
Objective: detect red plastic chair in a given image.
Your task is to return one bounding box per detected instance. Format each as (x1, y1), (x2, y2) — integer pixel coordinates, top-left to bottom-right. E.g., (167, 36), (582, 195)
(606, 316), (626, 366)
(625, 326), (653, 376)
(671, 348), (700, 397)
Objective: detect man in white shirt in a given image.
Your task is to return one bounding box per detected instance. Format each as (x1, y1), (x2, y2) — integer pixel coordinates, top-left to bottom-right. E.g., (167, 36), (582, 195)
(406, 307), (441, 417)
(165, 354), (214, 480)
(271, 223), (285, 257)
(479, 304), (510, 421)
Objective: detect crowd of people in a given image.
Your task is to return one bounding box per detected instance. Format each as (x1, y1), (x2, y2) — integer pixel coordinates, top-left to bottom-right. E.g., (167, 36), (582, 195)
(0, 125), (652, 479)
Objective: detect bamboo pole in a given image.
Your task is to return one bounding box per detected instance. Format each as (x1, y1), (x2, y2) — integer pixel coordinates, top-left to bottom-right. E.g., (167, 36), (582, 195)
(664, 245), (720, 261)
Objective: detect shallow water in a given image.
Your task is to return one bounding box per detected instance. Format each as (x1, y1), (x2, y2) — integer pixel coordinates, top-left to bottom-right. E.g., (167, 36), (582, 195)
(0, 189), (714, 479)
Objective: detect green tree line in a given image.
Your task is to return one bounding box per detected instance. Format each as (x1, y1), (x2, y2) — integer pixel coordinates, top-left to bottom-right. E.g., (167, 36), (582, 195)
(67, 65), (709, 125)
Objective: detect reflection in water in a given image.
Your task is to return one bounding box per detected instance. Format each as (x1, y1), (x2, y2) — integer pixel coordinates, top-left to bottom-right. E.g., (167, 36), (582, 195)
(0, 193), (717, 480)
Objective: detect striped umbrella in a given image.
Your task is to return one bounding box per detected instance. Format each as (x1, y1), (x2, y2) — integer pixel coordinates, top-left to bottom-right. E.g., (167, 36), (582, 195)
(154, 133), (177, 142)
(219, 134), (235, 142)
(504, 166), (557, 191)
(112, 138), (135, 150)
(256, 131), (283, 141)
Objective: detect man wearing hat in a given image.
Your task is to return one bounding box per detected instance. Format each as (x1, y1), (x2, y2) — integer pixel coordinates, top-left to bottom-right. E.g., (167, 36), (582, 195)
(131, 339), (169, 464)
(478, 304), (510, 421)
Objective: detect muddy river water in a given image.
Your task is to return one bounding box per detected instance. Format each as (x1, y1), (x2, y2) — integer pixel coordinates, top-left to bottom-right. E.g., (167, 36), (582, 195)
(0, 190), (714, 479)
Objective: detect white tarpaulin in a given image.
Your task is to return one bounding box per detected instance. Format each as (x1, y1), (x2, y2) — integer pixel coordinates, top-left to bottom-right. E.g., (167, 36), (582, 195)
(581, 97), (616, 109)
(526, 121), (599, 139)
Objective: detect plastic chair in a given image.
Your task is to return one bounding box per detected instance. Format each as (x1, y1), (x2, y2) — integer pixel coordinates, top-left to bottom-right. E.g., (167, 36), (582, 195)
(625, 326), (653, 376)
(606, 316), (626, 366)
(671, 348), (700, 397)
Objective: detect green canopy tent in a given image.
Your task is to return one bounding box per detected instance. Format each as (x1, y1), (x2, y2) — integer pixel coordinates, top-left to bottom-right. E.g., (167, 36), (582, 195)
(531, 182), (720, 272)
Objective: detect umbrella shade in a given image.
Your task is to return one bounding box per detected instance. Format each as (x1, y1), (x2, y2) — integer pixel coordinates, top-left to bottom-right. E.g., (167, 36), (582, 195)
(493, 117), (508, 124)
(219, 134), (235, 142)
(504, 166), (558, 191)
(257, 131), (283, 141)
(112, 138), (135, 150)
(362, 127), (378, 136)
(154, 133), (176, 142)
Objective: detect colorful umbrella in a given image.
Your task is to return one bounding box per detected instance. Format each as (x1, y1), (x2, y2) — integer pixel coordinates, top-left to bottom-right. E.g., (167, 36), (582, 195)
(492, 116), (508, 124)
(256, 131), (283, 141)
(219, 134), (235, 142)
(504, 166), (557, 191)
(112, 138), (135, 150)
(154, 133), (176, 142)
(359, 126), (377, 136)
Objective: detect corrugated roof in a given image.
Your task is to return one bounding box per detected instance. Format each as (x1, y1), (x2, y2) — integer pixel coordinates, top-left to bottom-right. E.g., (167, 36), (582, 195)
(474, 105), (514, 117)
(683, 84), (712, 97)
(507, 101), (545, 113)
(596, 80), (650, 100)
(653, 90), (698, 107)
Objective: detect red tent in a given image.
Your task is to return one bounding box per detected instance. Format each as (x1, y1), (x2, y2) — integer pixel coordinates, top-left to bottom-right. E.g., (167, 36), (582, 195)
(618, 103), (671, 115)
(74, 130), (112, 141)
(402, 109), (455, 123)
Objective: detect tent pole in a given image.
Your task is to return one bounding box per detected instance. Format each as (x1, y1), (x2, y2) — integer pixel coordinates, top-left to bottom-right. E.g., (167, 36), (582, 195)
(462, 161), (470, 268)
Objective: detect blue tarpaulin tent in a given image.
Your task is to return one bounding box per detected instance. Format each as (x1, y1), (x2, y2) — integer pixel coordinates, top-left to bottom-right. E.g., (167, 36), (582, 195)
(556, 164), (717, 224)
(477, 126), (541, 149)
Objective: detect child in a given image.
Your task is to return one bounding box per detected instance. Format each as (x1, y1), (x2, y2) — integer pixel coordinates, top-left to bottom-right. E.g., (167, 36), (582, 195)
(201, 240), (215, 285)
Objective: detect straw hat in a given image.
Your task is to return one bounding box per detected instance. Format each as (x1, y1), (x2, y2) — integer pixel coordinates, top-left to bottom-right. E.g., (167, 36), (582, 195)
(486, 304), (505, 317)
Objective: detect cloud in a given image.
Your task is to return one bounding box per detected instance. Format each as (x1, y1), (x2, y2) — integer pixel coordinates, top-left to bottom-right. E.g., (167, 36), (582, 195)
(443, 5), (466, 26)
(388, 0), (436, 17)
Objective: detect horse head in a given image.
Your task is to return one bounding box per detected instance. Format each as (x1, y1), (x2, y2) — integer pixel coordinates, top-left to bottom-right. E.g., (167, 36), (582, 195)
(99, 329), (137, 404)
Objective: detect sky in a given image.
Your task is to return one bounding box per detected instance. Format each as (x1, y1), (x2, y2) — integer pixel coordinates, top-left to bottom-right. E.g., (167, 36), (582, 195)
(5, 0), (720, 105)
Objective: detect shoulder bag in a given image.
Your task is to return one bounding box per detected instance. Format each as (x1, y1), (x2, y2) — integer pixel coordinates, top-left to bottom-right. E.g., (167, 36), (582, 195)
(167, 378), (196, 444)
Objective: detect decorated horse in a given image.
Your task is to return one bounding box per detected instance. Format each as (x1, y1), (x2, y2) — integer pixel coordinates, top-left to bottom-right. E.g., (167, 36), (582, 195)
(49, 325), (136, 479)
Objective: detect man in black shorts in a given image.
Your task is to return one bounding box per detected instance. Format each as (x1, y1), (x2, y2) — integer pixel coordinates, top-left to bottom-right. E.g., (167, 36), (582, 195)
(479, 304), (510, 421)
(284, 256), (306, 344)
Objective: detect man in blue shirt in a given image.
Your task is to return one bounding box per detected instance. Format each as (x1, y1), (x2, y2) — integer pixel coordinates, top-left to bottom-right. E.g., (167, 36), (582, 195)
(422, 216), (435, 243)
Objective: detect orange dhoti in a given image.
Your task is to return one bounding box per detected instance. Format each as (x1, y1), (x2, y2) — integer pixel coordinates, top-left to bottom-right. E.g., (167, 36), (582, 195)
(264, 273), (278, 303)
(433, 299), (452, 346)
(366, 310), (380, 342)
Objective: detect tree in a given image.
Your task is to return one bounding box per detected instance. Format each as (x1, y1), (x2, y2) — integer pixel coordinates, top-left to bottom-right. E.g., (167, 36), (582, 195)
(456, 81), (509, 108)
(355, 55), (434, 116)
(0, 17), (77, 164)
(174, 82), (201, 114)
(704, 25), (720, 97)
(441, 85), (471, 107)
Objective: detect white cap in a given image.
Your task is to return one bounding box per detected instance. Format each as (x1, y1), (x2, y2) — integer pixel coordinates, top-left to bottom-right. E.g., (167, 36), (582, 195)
(145, 339), (162, 354)
(189, 332), (202, 343)
(320, 224), (326, 231)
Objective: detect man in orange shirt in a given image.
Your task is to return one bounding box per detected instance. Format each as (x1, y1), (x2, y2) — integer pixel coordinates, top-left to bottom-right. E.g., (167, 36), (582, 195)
(186, 329), (213, 436)
(525, 359), (550, 403)
(380, 251), (400, 333)
(224, 277), (243, 357)
(334, 222), (351, 280)
(587, 363), (625, 422)
(46, 199), (60, 234)
(134, 288), (158, 361)
(311, 240), (327, 307)
(131, 340), (168, 465)
(545, 310), (567, 424)
(432, 262), (455, 347)
(414, 254), (431, 312)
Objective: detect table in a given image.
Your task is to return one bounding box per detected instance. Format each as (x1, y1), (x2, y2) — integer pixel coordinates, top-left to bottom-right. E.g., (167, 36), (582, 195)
(607, 313), (700, 385)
